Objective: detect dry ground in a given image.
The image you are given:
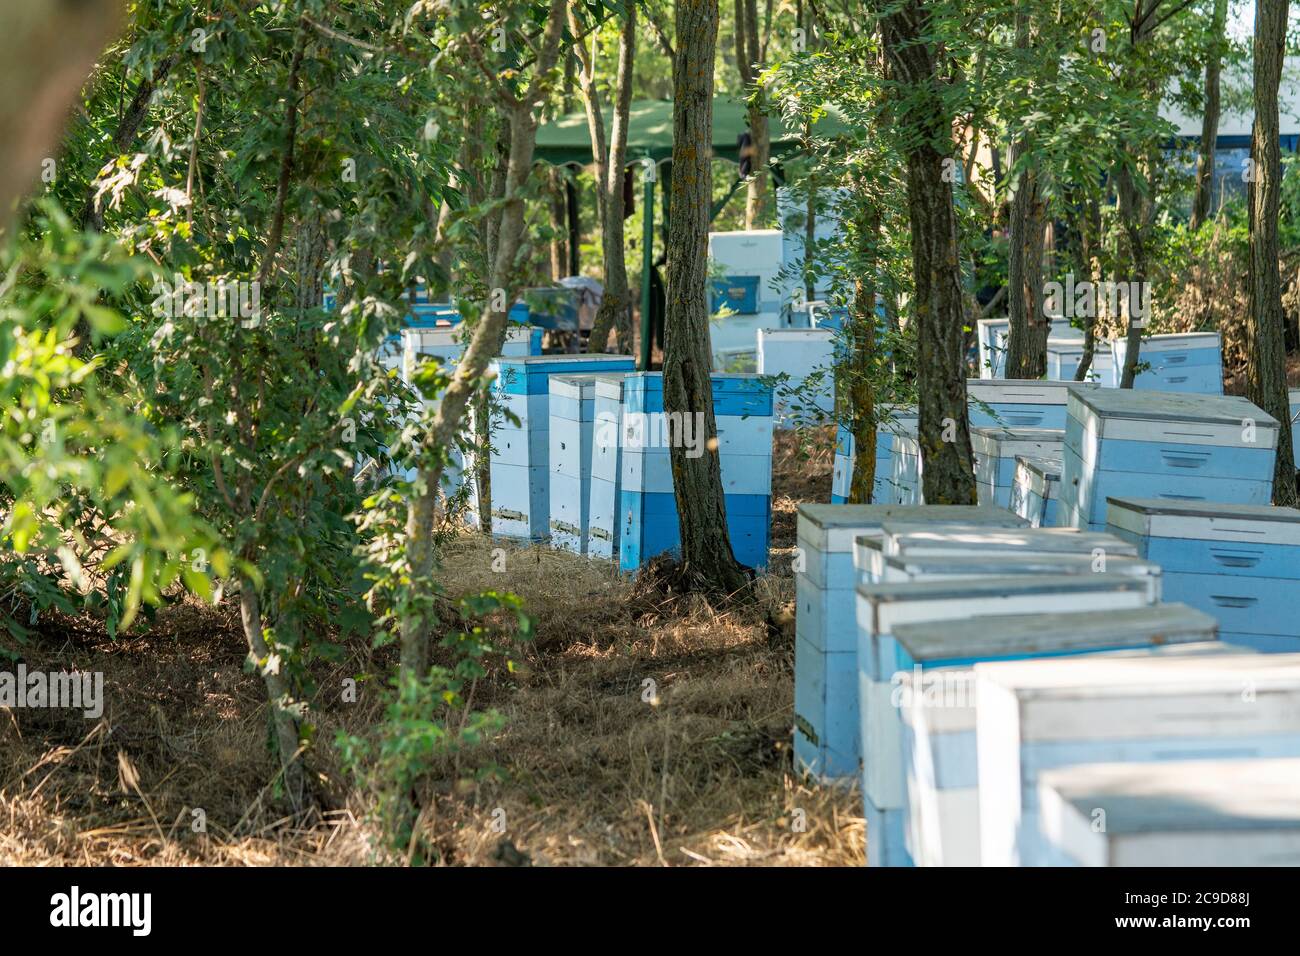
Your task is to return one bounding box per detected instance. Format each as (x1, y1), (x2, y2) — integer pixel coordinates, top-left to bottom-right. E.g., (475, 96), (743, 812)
(1, 428), (863, 866)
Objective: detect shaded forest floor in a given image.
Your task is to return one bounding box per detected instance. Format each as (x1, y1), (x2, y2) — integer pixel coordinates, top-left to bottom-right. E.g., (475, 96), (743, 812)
(1, 427), (863, 866)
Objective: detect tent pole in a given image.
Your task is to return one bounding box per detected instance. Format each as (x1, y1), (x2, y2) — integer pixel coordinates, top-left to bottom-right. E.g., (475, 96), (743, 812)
(639, 158), (656, 370)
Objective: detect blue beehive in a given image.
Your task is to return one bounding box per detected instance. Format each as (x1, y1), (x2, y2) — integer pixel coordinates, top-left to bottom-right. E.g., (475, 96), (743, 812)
(711, 276), (761, 314)
(1045, 338), (1116, 387)
(1106, 497), (1300, 652)
(894, 606), (1218, 867)
(484, 355), (636, 540)
(971, 427), (1064, 508)
(1010, 454), (1061, 528)
(976, 649), (1300, 867)
(587, 375), (626, 560)
(967, 378), (1096, 429)
(854, 572), (1156, 867)
(548, 374), (620, 554)
(890, 430), (923, 504)
(830, 405), (918, 505)
(618, 372), (774, 571)
(1056, 388), (1279, 531)
(793, 505), (1027, 780)
(1112, 332), (1223, 394)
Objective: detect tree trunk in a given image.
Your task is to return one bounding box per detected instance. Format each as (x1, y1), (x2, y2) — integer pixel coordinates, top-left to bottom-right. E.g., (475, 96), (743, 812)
(588, 6), (637, 353)
(847, 203), (882, 504)
(1069, 194), (1102, 381)
(1247, 0), (1298, 507)
(239, 577), (307, 813)
(735, 0), (770, 228)
(1191, 0), (1228, 231)
(878, 0), (977, 505)
(1114, 160), (1149, 388)
(664, 0), (748, 594)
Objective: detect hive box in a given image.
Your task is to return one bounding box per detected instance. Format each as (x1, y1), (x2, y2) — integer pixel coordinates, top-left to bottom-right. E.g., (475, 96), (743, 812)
(587, 375), (626, 560)
(1058, 388), (1278, 531)
(977, 320), (1083, 379)
(1291, 388), (1300, 468)
(894, 607), (1218, 867)
(831, 406), (919, 504)
(794, 506), (1028, 780)
(757, 327), (836, 423)
(890, 431), (924, 505)
(619, 372), (774, 572)
(1010, 455), (1061, 528)
(854, 573), (1155, 867)
(777, 186), (845, 299)
(967, 378), (1095, 430)
(485, 355), (636, 539)
(1113, 332), (1223, 394)
(1046, 338), (1115, 387)
(1106, 497), (1300, 652)
(860, 550), (1161, 601)
(1035, 757), (1300, 866)
(873, 523), (1136, 562)
(708, 229), (787, 310)
(971, 427), (1064, 508)
(549, 374), (622, 554)
(976, 651), (1300, 867)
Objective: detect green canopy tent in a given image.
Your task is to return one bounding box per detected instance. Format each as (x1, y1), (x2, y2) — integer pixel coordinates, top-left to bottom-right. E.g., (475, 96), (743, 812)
(532, 97), (851, 367)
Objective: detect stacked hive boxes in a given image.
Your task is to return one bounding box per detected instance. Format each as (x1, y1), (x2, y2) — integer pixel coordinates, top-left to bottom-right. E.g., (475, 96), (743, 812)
(831, 406), (919, 505)
(975, 652), (1300, 866)
(1034, 758), (1300, 866)
(855, 567), (1155, 867)
(1113, 331), (1223, 394)
(1057, 389), (1278, 531)
(618, 372), (774, 572)
(1105, 498), (1300, 652)
(586, 375), (626, 560)
(549, 374), (625, 554)
(756, 328), (836, 423)
(1010, 455), (1061, 527)
(794, 506), (1028, 779)
(892, 607), (1217, 867)
(971, 427), (1064, 508)
(485, 355), (635, 540)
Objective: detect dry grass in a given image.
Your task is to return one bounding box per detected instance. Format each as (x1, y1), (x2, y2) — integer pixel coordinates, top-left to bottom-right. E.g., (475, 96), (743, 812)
(0, 429), (862, 867)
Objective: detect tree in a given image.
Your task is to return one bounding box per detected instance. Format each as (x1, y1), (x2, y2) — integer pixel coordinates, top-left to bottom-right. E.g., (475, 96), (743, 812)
(734, 0), (773, 228)
(663, 0), (749, 593)
(1246, 0), (1297, 507)
(1190, 0), (1228, 231)
(876, 0), (977, 505)
(572, 2), (637, 353)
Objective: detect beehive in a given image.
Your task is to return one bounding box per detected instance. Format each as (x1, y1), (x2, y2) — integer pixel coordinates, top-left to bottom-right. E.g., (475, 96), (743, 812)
(548, 374), (623, 554)
(831, 406), (919, 504)
(1010, 455), (1061, 528)
(757, 327), (836, 423)
(967, 379), (1096, 430)
(971, 427), (1064, 508)
(1112, 332), (1223, 394)
(586, 375), (627, 560)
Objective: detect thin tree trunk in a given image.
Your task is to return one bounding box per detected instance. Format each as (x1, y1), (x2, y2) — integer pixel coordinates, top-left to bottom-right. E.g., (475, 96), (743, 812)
(1114, 159), (1149, 388)
(847, 203), (881, 504)
(588, 5), (637, 353)
(1248, 0), (1298, 506)
(1070, 195), (1102, 381)
(877, 0), (977, 505)
(1191, 0), (1228, 231)
(735, 0), (770, 228)
(664, 0), (748, 594)
(257, 26), (307, 291)
(401, 1), (567, 671)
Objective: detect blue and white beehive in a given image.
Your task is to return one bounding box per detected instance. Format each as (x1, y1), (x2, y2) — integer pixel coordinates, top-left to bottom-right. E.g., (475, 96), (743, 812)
(777, 185), (845, 300)
(484, 354), (635, 540)
(587, 375), (626, 560)
(854, 572), (1154, 867)
(974, 650), (1300, 867)
(1010, 455), (1061, 528)
(971, 427), (1064, 508)
(892, 606), (1218, 867)
(1112, 331), (1223, 394)
(831, 405), (919, 505)
(1291, 388), (1300, 469)
(1057, 388), (1279, 532)
(548, 374), (623, 554)
(976, 318), (1011, 379)
(890, 430), (924, 505)
(1105, 497), (1300, 652)
(757, 327), (836, 424)
(1034, 757), (1300, 867)
(618, 372), (774, 572)
(1046, 338), (1115, 387)
(967, 378), (1095, 430)
(793, 505), (1028, 780)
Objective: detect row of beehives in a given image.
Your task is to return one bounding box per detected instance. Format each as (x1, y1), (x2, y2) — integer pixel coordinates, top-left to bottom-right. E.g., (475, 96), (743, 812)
(835, 380), (1300, 651)
(398, 330), (777, 572)
(978, 320), (1226, 394)
(794, 504), (1300, 867)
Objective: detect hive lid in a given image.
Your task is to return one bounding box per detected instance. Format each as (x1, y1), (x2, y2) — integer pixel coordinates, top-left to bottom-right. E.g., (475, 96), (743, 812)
(855, 572), (1149, 606)
(1069, 387), (1278, 428)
